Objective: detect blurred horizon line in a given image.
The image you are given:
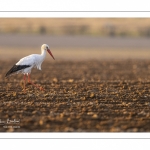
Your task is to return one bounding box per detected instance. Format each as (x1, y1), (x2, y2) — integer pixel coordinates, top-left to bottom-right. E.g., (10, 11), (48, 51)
(1, 34), (150, 49)
(1, 18), (150, 37)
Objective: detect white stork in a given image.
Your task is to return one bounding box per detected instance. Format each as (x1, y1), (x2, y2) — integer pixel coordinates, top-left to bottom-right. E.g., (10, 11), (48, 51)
(5, 44), (55, 92)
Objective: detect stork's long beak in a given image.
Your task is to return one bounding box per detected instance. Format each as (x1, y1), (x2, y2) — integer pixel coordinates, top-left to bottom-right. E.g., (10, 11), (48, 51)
(47, 49), (55, 60)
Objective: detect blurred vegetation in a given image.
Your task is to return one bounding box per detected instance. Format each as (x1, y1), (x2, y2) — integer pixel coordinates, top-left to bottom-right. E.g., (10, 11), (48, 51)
(1, 18), (150, 37)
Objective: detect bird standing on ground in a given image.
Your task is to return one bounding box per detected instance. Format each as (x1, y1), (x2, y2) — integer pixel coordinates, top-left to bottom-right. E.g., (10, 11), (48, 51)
(5, 44), (55, 92)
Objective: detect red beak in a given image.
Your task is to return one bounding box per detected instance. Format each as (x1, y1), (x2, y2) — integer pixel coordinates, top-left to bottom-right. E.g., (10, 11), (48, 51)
(47, 49), (55, 60)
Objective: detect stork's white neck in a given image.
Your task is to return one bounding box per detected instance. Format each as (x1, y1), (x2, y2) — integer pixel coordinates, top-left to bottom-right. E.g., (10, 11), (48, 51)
(40, 49), (47, 61)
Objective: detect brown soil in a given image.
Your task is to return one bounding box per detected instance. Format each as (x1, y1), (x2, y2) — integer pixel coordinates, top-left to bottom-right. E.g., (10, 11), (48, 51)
(0, 59), (150, 132)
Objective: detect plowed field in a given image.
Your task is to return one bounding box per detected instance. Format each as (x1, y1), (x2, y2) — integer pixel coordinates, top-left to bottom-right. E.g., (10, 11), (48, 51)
(0, 60), (150, 132)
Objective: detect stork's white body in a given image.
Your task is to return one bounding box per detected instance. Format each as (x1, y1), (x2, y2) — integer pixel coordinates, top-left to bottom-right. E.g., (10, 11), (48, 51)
(16, 50), (46, 75)
(5, 44), (55, 77)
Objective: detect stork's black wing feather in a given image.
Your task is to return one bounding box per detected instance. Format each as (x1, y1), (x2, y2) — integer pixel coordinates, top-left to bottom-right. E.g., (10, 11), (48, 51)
(5, 65), (31, 77)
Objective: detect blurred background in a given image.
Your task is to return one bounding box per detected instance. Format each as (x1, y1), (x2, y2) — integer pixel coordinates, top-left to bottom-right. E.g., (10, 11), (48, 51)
(0, 18), (150, 60)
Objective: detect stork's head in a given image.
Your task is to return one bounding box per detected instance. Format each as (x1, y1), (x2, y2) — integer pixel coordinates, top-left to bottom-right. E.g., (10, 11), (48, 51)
(41, 44), (55, 60)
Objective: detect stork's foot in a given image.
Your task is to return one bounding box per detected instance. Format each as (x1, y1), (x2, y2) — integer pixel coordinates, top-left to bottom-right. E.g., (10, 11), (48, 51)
(34, 84), (45, 91)
(27, 81), (44, 91)
(39, 86), (45, 91)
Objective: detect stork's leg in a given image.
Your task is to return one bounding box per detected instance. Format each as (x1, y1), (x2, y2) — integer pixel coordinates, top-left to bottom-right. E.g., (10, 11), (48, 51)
(27, 74), (44, 91)
(23, 74), (26, 92)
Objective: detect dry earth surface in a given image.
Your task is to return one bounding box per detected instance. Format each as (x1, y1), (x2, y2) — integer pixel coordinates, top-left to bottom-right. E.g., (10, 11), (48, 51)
(0, 59), (150, 132)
